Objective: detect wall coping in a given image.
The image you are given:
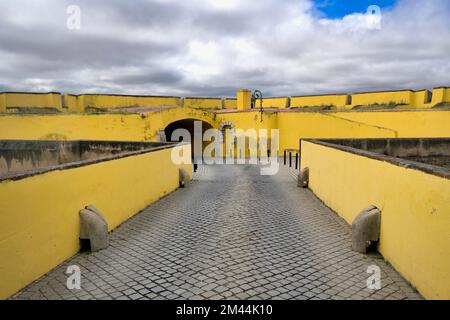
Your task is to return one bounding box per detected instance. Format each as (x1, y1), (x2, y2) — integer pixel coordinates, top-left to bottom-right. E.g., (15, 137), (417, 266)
(291, 93), (348, 98)
(0, 91), (61, 95)
(0, 140), (186, 183)
(302, 138), (450, 180)
(184, 97), (223, 100)
(74, 93), (182, 98)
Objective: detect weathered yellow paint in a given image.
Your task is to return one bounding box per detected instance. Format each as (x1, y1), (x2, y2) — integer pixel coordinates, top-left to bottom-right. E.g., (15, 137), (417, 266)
(431, 88), (446, 106)
(2, 87), (449, 114)
(351, 90), (413, 108)
(183, 97), (223, 109)
(237, 89), (252, 110)
(429, 87), (450, 107)
(1, 92), (62, 111)
(301, 140), (450, 300)
(1, 109), (449, 158)
(290, 94), (349, 109)
(445, 88), (450, 102)
(62, 94), (83, 112)
(277, 110), (450, 154)
(0, 93), (6, 112)
(254, 97), (289, 109)
(223, 98), (237, 109)
(66, 94), (182, 111)
(0, 144), (192, 299)
(0, 107), (219, 142)
(410, 90), (431, 108)
(217, 111), (276, 132)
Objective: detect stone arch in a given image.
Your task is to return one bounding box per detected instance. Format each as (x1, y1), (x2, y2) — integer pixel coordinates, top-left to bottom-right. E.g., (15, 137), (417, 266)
(160, 108), (218, 132)
(218, 121), (236, 144)
(163, 118), (215, 166)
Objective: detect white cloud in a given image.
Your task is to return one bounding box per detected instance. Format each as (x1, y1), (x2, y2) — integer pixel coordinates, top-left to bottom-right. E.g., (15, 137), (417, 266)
(0, 0), (448, 96)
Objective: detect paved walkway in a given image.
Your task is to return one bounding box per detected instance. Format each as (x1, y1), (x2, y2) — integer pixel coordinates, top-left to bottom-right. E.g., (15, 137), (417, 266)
(12, 164), (421, 300)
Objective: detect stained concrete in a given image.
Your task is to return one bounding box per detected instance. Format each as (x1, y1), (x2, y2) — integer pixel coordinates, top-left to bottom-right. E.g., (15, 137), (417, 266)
(0, 140), (175, 179)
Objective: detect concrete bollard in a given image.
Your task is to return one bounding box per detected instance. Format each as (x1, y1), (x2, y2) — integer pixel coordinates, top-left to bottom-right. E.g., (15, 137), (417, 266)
(79, 205), (109, 252)
(297, 167), (309, 188)
(179, 168), (190, 188)
(352, 205), (381, 253)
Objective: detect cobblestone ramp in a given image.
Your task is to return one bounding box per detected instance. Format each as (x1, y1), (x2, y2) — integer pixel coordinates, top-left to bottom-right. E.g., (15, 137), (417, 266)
(12, 165), (422, 300)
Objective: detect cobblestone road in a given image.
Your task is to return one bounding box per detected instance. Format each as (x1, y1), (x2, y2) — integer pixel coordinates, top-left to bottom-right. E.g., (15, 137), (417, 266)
(12, 164), (421, 300)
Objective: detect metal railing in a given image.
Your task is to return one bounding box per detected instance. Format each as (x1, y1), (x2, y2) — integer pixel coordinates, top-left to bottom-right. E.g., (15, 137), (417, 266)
(283, 149), (300, 170)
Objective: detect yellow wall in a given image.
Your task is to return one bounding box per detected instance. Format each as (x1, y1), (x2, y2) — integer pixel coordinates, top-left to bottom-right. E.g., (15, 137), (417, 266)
(0, 107), (219, 142)
(277, 110), (450, 153)
(254, 97), (289, 109)
(300, 140), (450, 300)
(0, 145), (192, 299)
(224, 98), (237, 109)
(62, 94), (82, 112)
(429, 87), (450, 106)
(351, 90), (412, 107)
(237, 89), (252, 110)
(2, 87), (448, 114)
(445, 88), (450, 101)
(183, 97), (223, 109)
(1, 92), (62, 111)
(71, 94), (181, 111)
(0, 93), (5, 113)
(1, 109), (449, 157)
(431, 88), (446, 106)
(291, 94), (349, 109)
(411, 90), (431, 108)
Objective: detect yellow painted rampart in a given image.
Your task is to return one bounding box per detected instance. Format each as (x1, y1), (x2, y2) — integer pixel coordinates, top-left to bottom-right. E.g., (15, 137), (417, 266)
(431, 88), (446, 106)
(300, 140), (450, 300)
(290, 94), (349, 109)
(351, 90), (413, 107)
(237, 89), (252, 110)
(0, 144), (192, 299)
(0, 92), (62, 111)
(62, 93), (83, 112)
(1, 109), (449, 157)
(445, 88), (450, 101)
(183, 97), (223, 109)
(430, 87), (450, 107)
(411, 90), (432, 108)
(2, 86), (449, 113)
(254, 97), (290, 109)
(277, 110), (450, 154)
(0, 93), (6, 112)
(224, 98), (237, 109)
(0, 107), (219, 143)
(71, 94), (182, 111)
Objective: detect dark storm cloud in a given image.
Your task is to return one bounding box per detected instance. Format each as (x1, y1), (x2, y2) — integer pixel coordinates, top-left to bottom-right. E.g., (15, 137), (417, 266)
(113, 69), (183, 86)
(0, 21), (175, 69)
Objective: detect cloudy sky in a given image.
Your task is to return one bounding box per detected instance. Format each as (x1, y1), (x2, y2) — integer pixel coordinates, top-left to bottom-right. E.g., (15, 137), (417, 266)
(0, 0), (449, 97)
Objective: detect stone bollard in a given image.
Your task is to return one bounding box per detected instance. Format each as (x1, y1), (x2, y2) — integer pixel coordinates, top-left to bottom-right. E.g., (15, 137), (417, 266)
(297, 167), (309, 188)
(179, 168), (190, 188)
(79, 205), (109, 252)
(352, 205), (381, 253)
